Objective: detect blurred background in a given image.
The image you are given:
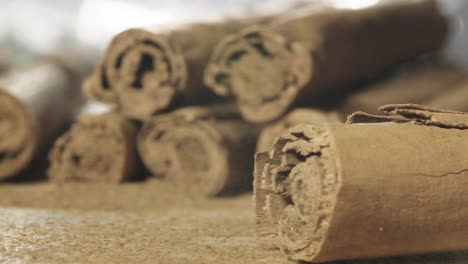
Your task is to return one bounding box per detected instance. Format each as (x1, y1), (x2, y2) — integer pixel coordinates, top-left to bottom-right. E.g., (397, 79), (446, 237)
(1, 0), (467, 67)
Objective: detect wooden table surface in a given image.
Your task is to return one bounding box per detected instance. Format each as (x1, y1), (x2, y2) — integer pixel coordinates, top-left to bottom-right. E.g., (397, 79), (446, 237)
(0, 181), (467, 264)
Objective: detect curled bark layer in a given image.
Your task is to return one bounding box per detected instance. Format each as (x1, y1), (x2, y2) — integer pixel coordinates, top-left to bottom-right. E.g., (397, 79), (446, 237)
(137, 105), (258, 196)
(340, 62), (467, 116)
(205, 0), (447, 123)
(84, 22), (249, 121)
(0, 59), (84, 180)
(255, 104), (468, 262)
(256, 108), (340, 152)
(48, 113), (138, 183)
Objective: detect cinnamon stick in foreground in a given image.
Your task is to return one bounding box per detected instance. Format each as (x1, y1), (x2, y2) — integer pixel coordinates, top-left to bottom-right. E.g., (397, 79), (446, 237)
(205, 0), (447, 123)
(340, 62), (467, 116)
(255, 104), (468, 262)
(137, 105), (258, 196)
(256, 108), (340, 152)
(83, 21), (256, 121)
(48, 113), (138, 183)
(0, 59), (84, 180)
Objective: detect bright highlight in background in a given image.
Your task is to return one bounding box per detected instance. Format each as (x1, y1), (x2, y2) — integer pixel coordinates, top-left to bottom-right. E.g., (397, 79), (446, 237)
(76, 0), (176, 49)
(324, 0), (380, 9)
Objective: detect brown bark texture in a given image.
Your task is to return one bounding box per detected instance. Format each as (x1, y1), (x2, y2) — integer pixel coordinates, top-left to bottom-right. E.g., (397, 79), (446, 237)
(137, 104), (258, 196)
(83, 20), (258, 121)
(424, 80), (468, 112)
(340, 62), (467, 116)
(255, 104), (468, 262)
(0, 59), (85, 180)
(205, 0), (447, 123)
(256, 108), (340, 152)
(48, 113), (139, 183)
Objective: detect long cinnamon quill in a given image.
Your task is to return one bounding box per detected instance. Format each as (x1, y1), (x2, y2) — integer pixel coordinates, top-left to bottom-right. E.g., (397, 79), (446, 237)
(205, 1), (447, 123)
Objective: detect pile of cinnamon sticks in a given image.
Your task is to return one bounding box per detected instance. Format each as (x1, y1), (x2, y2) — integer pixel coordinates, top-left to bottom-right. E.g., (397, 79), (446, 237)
(2, 0), (468, 261)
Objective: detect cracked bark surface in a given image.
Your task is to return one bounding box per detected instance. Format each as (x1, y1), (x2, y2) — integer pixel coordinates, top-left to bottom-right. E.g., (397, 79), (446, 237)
(255, 104), (468, 262)
(256, 108), (341, 152)
(410, 168), (468, 178)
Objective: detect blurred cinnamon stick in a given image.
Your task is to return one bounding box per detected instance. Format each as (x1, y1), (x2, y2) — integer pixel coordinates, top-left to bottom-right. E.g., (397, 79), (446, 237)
(257, 62), (466, 152)
(48, 113), (139, 183)
(340, 62), (467, 116)
(424, 80), (468, 111)
(0, 58), (86, 180)
(205, 0), (447, 123)
(84, 20), (267, 121)
(137, 105), (258, 196)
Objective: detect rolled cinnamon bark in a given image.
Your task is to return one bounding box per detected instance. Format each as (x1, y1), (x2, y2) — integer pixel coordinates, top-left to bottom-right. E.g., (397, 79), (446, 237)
(255, 104), (468, 262)
(340, 62), (467, 116)
(0, 60), (83, 180)
(48, 113), (138, 183)
(424, 80), (468, 112)
(205, 0), (447, 123)
(256, 108), (340, 152)
(84, 21), (253, 121)
(137, 105), (258, 196)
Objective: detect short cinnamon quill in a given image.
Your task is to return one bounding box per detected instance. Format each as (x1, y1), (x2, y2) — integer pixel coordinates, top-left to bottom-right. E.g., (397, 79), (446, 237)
(138, 105), (258, 196)
(48, 113), (139, 183)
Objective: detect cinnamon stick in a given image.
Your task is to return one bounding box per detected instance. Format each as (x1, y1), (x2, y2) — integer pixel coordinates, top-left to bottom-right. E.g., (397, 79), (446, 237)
(257, 62), (466, 152)
(48, 113), (138, 183)
(84, 21), (256, 121)
(0, 59), (84, 180)
(256, 108), (340, 152)
(137, 105), (258, 196)
(205, 0), (447, 123)
(255, 104), (468, 262)
(340, 62), (467, 116)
